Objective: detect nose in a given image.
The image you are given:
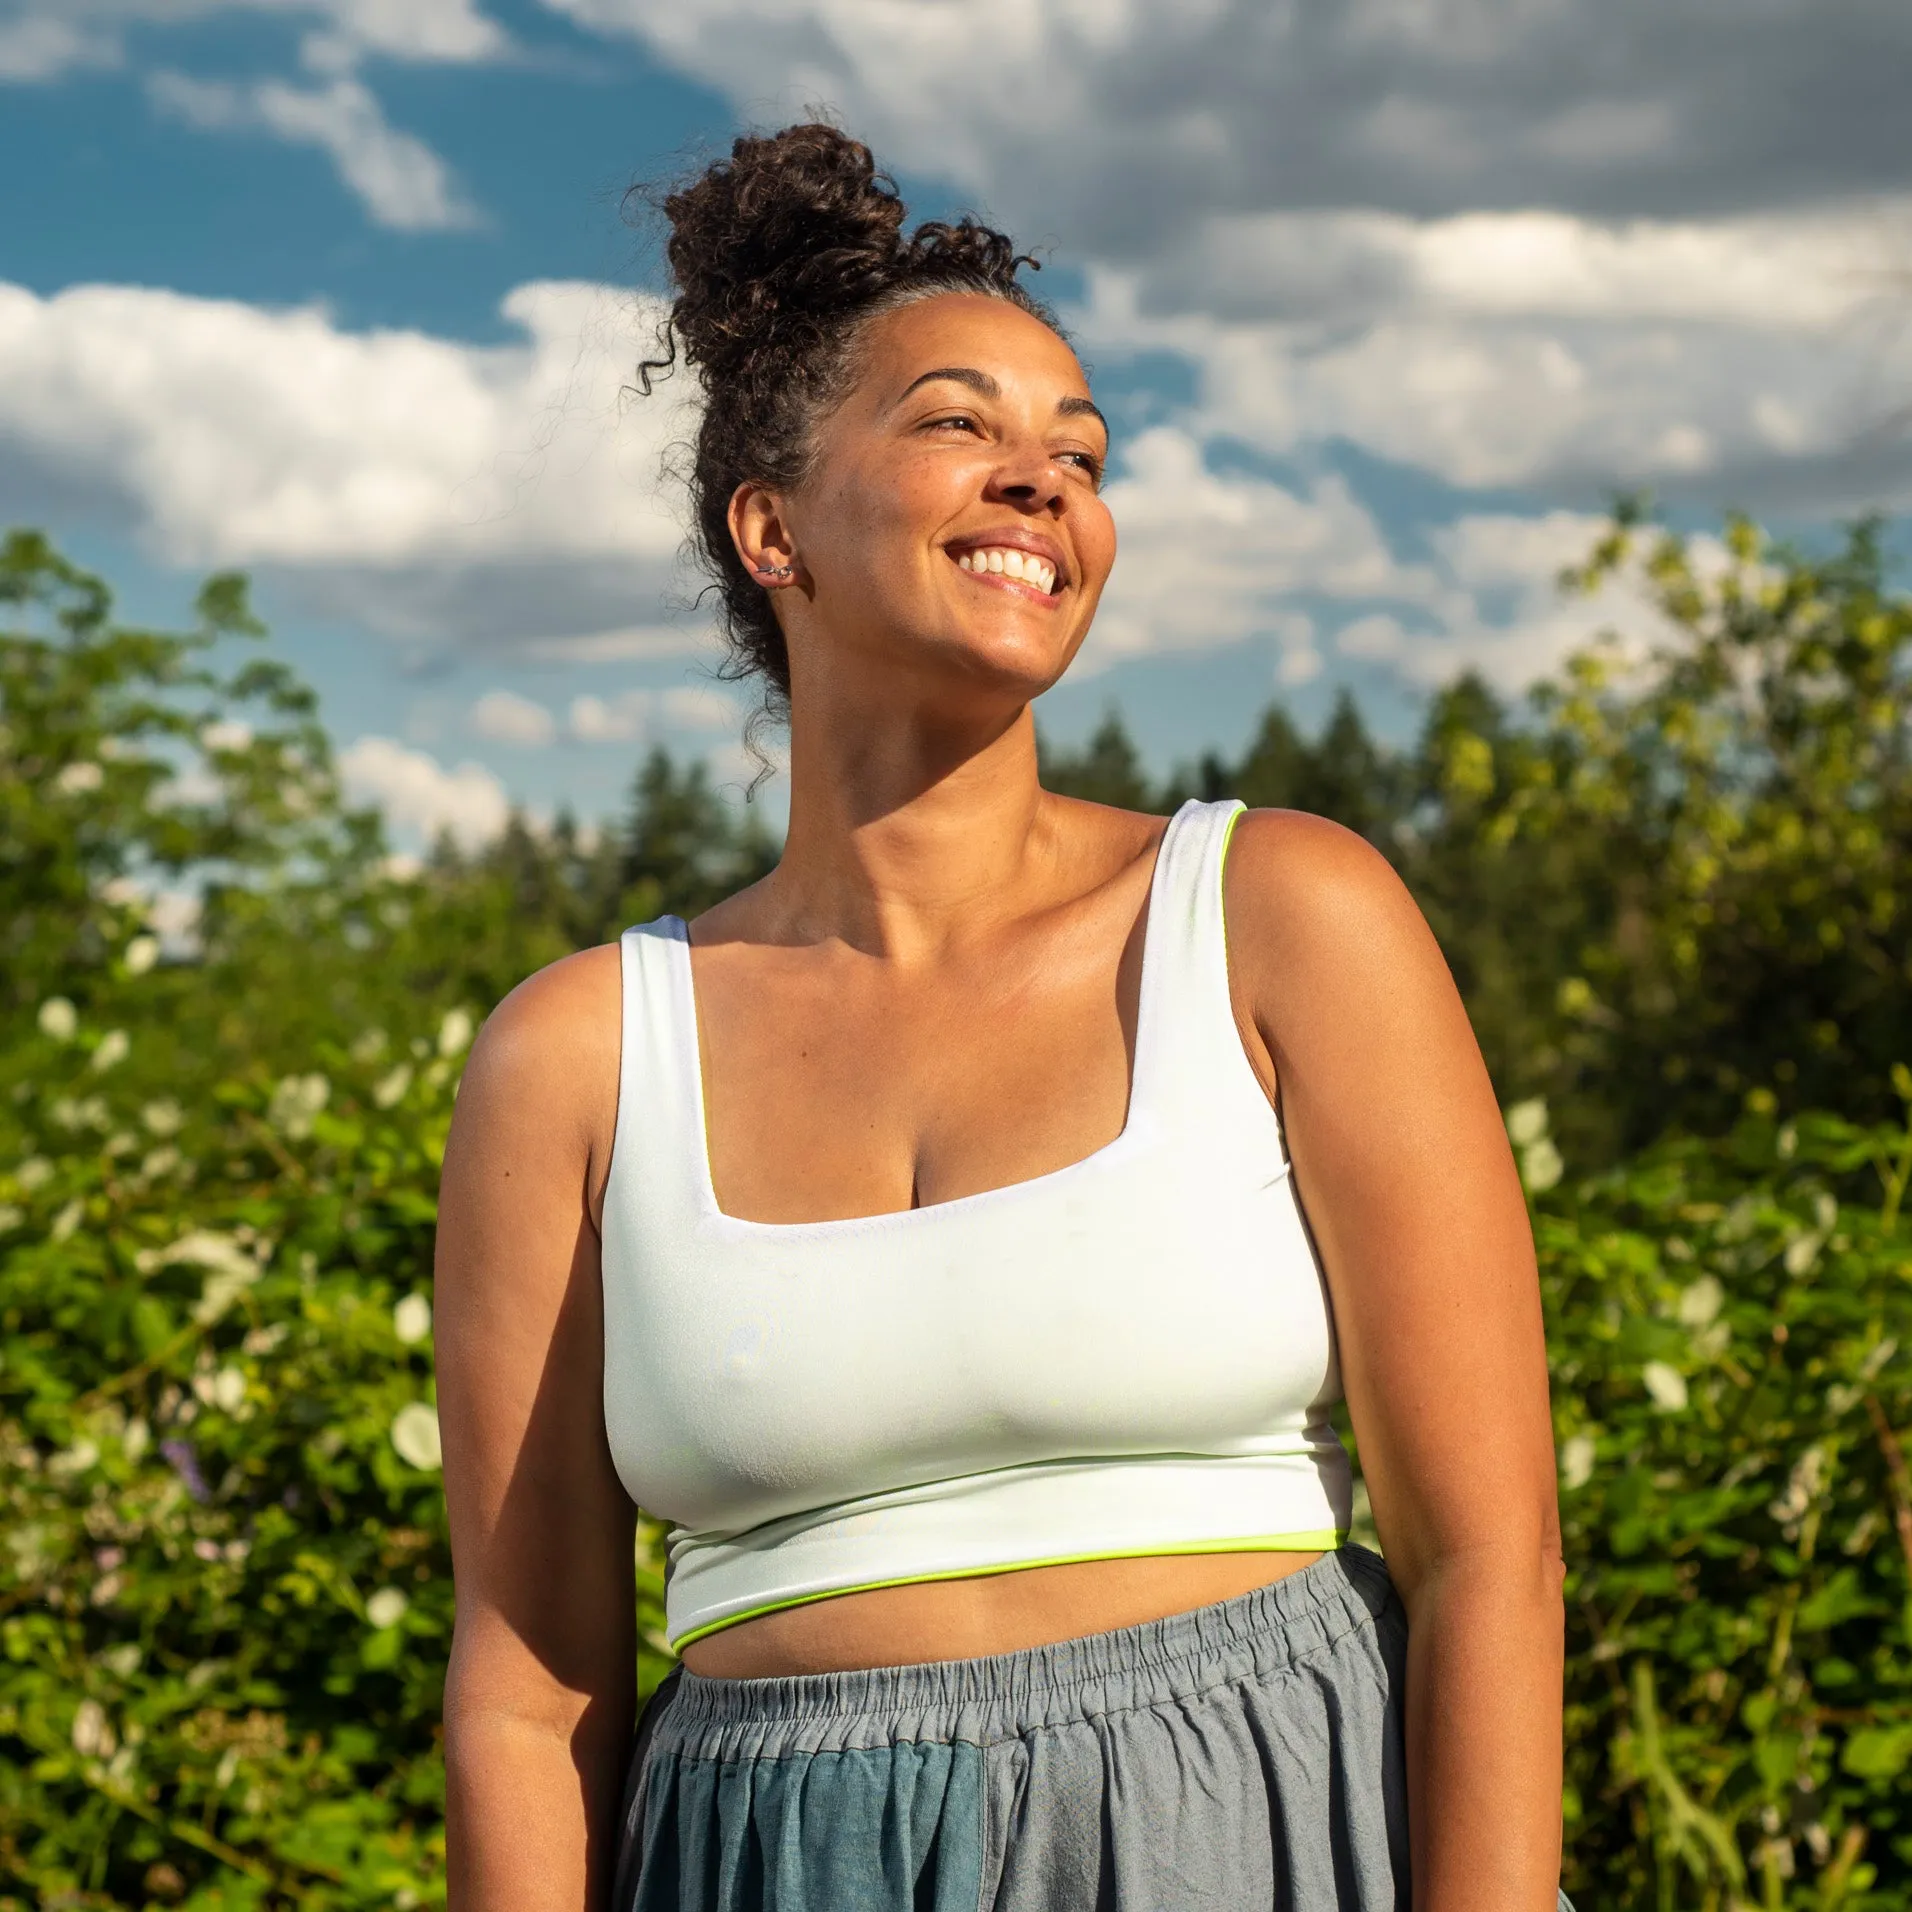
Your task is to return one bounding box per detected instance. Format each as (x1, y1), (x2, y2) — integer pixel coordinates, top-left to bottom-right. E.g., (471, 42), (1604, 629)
(985, 435), (1068, 513)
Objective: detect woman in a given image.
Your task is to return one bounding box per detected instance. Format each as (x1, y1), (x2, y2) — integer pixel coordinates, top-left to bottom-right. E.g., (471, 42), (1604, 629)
(435, 125), (1568, 1912)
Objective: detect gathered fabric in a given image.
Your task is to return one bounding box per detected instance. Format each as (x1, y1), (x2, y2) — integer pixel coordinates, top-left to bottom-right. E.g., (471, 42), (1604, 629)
(613, 1548), (1573, 1912)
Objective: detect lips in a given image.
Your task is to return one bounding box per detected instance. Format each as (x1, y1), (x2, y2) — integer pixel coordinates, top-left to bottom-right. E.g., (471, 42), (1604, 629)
(945, 530), (1068, 599)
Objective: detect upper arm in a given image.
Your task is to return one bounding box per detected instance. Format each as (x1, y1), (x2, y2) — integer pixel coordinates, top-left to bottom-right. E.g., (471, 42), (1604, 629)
(1224, 811), (1560, 1596)
(434, 944), (637, 1726)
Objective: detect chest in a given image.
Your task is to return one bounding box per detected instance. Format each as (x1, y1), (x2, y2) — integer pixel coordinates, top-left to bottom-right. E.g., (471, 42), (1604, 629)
(686, 913), (1148, 1224)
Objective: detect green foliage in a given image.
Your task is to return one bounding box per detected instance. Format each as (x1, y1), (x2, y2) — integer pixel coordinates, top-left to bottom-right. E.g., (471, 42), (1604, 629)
(4, 519), (1911, 1907)
(1541, 1097), (1912, 1908)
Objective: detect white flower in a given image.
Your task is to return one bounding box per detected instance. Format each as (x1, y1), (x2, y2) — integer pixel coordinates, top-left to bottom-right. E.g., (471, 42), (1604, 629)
(123, 935), (161, 976)
(1783, 1233), (1823, 1276)
(365, 1587), (409, 1630)
(1769, 1444), (1829, 1525)
(142, 1099), (183, 1137)
(391, 1402), (443, 1471)
(91, 1029), (130, 1072)
(393, 1294), (432, 1345)
(1677, 1276), (1724, 1329)
(55, 760), (104, 795)
(210, 1367), (247, 1414)
(350, 1028), (388, 1064)
(71, 1698), (113, 1757)
(437, 1007), (475, 1058)
(1559, 1433), (1597, 1492)
(122, 1418), (150, 1461)
(201, 719), (253, 753)
(1642, 1361), (1689, 1411)
(38, 997), (77, 1042)
(1505, 1098), (1550, 1147)
(49, 1438), (100, 1478)
(1520, 1138), (1564, 1194)
(139, 1231), (260, 1324)
(269, 1073), (330, 1140)
(372, 1064), (413, 1110)
(141, 1146), (181, 1180)
(15, 1156), (53, 1191)
(51, 1198), (84, 1242)
(0, 1204), (21, 1233)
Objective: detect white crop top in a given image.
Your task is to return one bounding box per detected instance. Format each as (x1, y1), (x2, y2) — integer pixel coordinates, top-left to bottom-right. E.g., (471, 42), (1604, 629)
(600, 798), (1353, 1650)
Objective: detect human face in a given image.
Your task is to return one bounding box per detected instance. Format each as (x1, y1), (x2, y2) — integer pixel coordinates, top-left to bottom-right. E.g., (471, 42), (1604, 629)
(736, 293), (1117, 708)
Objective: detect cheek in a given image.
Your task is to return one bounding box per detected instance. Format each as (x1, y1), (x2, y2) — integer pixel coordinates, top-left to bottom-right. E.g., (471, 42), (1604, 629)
(1076, 501), (1118, 595)
(828, 449), (952, 536)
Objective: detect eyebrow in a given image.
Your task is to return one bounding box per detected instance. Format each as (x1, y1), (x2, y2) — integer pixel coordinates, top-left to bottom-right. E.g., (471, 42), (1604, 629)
(896, 365), (1109, 438)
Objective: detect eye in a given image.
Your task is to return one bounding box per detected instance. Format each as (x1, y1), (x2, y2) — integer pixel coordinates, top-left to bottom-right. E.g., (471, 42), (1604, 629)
(926, 413), (982, 435)
(1059, 448), (1105, 485)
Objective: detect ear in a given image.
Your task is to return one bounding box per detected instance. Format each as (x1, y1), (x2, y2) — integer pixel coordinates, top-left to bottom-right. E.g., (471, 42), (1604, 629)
(728, 482), (800, 587)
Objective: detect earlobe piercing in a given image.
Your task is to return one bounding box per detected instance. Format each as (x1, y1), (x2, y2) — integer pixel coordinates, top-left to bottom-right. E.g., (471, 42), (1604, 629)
(755, 563), (794, 580)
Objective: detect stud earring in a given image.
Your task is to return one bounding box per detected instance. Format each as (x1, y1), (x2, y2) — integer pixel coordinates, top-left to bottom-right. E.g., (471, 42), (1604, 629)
(755, 563), (794, 580)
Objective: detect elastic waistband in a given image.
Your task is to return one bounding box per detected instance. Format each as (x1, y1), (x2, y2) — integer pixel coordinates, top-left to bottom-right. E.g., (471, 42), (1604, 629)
(654, 1545), (1397, 1759)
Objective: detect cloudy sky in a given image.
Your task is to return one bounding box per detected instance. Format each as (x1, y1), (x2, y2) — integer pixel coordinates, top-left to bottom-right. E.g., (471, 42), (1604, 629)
(3, 0), (1907, 847)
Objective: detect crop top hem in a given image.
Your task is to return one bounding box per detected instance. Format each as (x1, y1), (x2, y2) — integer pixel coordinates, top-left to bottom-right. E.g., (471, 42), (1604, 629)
(670, 1531), (1350, 1650)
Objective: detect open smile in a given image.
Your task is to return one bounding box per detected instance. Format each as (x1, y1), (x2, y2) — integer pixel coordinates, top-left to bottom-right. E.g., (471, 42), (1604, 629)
(946, 539), (1065, 601)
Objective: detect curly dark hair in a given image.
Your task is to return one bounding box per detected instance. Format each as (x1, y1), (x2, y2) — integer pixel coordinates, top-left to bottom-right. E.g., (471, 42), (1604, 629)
(633, 123), (1063, 734)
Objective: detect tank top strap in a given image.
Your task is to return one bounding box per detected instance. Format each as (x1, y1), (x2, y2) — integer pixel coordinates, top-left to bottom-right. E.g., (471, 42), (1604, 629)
(1131, 798), (1276, 1139)
(614, 916), (705, 1212)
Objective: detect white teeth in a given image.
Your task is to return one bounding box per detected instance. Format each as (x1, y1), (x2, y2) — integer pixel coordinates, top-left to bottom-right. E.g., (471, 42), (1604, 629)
(955, 548), (1060, 593)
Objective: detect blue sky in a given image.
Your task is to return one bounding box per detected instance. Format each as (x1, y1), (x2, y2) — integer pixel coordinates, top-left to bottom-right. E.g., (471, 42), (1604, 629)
(4, 0), (1908, 847)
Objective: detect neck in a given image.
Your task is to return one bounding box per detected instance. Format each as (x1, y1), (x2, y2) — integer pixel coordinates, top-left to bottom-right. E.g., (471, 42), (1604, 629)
(767, 691), (1057, 962)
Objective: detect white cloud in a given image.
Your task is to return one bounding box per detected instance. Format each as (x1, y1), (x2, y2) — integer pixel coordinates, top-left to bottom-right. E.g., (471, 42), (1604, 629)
(1084, 427), (1658, 691)
(149, 70), (477, 230)
(1, 1), (506, 78)
(1074, 200), (1912, 502)
(565, 684), (739, 743)
(1084, 426), (1430, 671)
(0, 16), (119, 79)
(339, 735), (509, 849)
(0, 277), (697, 652)
(661, 685), (738, 731)
(568, 690), (650, 742)
(469, 689), (557, 746)
(538, 0), (1912, 235)
(547, 0), (1912, 509)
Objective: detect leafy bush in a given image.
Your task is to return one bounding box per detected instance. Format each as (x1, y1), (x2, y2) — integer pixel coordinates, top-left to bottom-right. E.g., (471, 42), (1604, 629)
(0, 986), (678, 1907)
(1542, 1095), (1912, 1908)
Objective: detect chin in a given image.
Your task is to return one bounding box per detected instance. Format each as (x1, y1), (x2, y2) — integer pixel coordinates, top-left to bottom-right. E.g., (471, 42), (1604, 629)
(939, 620), (1078, 700)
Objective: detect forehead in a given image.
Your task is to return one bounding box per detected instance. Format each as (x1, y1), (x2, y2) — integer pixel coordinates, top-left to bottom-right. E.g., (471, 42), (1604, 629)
(857, 292), (1090, 403)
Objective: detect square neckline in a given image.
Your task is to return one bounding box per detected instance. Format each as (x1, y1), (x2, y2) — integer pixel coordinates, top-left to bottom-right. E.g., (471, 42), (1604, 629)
(664, 802), (1189, 1235)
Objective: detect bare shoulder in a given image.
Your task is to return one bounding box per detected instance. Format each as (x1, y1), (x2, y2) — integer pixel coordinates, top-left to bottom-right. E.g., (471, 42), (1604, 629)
(1225, 808), (1435, 957)
(1221, 809), (1458, 1051)
(449, 942), (624, 1165)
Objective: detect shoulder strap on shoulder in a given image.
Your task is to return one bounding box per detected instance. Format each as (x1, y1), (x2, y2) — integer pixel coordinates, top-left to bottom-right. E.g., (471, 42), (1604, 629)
(1132, 799), (1271, 1129)
(608, 917), (703, 1210)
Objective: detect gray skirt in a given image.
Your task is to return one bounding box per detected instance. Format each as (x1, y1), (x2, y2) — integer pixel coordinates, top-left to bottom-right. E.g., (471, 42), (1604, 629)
(613, 1546), (1565, 1911)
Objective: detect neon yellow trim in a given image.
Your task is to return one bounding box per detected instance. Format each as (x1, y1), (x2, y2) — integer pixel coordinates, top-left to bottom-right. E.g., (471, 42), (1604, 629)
(1217, 800), (1245, 964)
(669, 1532), (1348, 1651)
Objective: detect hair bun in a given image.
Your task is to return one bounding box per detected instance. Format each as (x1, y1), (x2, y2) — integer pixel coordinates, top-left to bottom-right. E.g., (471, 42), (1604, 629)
(661, 124), (909, 384)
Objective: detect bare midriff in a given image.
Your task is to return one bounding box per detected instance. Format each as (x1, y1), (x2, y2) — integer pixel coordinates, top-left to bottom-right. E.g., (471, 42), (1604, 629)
(677, 1548), (1326, 1679)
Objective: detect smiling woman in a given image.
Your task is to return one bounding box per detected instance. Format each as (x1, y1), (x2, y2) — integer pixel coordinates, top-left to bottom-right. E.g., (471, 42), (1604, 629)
(432, 123), (1571, 1912)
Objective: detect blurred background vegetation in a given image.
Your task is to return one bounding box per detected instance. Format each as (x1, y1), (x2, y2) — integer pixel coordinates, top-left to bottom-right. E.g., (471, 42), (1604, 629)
(3, 509), (1910, 1908)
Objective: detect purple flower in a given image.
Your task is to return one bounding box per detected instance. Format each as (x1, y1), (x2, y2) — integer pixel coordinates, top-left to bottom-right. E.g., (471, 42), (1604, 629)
(160, 1439), (210, 1503)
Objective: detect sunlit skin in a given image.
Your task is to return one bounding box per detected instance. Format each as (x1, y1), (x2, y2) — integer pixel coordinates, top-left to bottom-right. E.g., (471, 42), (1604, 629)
(435, 292), (1566, 1911)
